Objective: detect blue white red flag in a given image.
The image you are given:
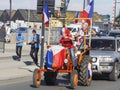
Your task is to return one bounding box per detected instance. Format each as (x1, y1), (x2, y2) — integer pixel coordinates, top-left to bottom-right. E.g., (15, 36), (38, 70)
(88, 62), (92, 79)
(74, 11), (79, 23)
(80, 0), (94, 18)
(46, 45), (67, 69)
(42, 2), (49, 27)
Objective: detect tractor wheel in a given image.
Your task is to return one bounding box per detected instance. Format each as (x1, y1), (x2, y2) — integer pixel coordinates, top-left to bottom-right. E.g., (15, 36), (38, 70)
(78, 55), (92, 86)
(70, 70), (78, 89)
(44, 71), (57, 85)
(109, 62), (119, 81)
(33, 68), (41, 88)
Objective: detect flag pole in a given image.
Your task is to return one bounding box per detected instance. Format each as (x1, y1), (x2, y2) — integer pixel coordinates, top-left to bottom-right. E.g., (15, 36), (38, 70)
(47, 16), (52, 45)
(83, 0), (85, 9)
(40, 1), (45, 69)
(89, 18), (92, 47)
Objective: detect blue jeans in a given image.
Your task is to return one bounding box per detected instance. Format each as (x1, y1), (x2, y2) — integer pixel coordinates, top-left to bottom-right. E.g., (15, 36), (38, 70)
(69, 48), (77, 66)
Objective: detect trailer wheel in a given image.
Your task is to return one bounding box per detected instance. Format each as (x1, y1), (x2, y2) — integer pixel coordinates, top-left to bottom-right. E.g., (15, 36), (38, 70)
(78, 55), (92, 86)
(44, 71), (57, 85)
(33, 68), (41, 88)
(70, 70), (78, 89)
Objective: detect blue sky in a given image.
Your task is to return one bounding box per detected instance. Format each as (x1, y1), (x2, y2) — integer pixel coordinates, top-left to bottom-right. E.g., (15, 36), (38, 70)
(0, 0), (120, 17)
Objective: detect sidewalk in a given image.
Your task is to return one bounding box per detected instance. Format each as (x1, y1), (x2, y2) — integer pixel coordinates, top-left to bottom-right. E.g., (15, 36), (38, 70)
(0, 43), (40, 81)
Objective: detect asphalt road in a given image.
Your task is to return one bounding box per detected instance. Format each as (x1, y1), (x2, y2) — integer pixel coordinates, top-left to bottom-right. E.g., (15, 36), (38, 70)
(0, 74), (120, 90)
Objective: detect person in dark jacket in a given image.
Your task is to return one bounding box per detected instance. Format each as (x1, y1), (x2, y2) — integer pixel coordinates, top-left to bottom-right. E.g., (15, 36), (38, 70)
(29, 30), (40, 65)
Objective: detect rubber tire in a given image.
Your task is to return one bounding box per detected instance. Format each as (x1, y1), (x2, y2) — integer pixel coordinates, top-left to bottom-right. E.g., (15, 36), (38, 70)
(78, 55), (92, 86)
(33, 69), (41, 88)
(44, 71), (57, 85)
(70, 70), (78, 89)
(109, 62), (119, 81)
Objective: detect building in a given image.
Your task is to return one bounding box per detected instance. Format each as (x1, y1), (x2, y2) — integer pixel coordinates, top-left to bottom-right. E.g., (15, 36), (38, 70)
(12, 9), (42, 29)
(0, 10), (3, 18)
(0, 10), (16, 23)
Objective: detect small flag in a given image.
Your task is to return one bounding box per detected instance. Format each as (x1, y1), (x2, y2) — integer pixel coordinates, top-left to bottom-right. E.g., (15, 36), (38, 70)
(80, 0), (94, 25)
(80, 0), (94, 18)
(88, 62), (92, 79)
(42, 2), (49, 27)
(74, 11), (79, 23)
(88, 0), (94, 18)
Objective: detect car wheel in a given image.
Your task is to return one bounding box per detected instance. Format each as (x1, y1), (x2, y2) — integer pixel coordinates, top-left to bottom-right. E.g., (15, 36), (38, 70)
(109, 62), (119, 81)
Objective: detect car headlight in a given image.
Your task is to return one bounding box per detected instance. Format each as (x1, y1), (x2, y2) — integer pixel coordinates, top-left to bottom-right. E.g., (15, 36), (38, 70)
(92, 57), (97, 62)
(64, 59), (68, 64)
(99, 57), (112, 62)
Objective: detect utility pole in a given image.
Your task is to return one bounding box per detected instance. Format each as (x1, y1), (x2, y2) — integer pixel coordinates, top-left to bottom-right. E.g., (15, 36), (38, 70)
(63, 0), (66, 26)
(112, 0), (120, 29)
(9, 0), (12, 25)
(112, 0), (116, 29)
(40, 0), (45, 69)
(83, 0), (85, 9)
(60, 0), (70, 26)
(27, 9), (30, 25)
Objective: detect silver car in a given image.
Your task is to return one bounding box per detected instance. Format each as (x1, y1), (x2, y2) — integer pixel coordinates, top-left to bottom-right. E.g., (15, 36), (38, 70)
(90, 36), (120, 81)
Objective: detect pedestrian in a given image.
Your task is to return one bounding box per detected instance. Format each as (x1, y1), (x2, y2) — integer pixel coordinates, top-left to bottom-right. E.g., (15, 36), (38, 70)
(16, 32), (24, 61)
(0, 25), (6, 40)
(29, 30), (40, 66)
(5, 24), (11, 43)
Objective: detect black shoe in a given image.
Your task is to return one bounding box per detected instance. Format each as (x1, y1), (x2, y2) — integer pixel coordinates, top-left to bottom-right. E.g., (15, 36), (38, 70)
(18, 58), (21, 61)
(35, 63), (40, 67)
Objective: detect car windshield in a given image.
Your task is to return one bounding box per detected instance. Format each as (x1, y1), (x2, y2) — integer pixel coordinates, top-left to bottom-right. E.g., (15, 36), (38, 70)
(91, 39), (115, 51)
(109, 33), (120, 37)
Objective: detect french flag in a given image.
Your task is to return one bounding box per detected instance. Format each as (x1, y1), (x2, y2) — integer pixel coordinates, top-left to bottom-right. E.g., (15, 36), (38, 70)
(74, 11), (79, 23)
(42, 2), (49, 27)
(88, 62), (92, 79)
(46, 45), (67, 69)
(80, 0), (94, 18)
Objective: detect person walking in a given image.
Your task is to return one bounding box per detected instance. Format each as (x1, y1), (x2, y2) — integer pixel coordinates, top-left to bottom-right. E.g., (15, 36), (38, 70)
(5, 24), (11, 43)
(29, 30), (40, 65)
(16, 32), (24, 61)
